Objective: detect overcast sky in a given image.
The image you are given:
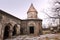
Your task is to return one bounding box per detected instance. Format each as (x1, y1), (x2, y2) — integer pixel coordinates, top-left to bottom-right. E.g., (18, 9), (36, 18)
(0, 0), (51, 19)
(0, 0), (54, 28)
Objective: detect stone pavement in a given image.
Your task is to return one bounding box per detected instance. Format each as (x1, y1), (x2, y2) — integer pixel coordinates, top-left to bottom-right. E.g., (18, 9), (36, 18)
(5, 34), (60, 40)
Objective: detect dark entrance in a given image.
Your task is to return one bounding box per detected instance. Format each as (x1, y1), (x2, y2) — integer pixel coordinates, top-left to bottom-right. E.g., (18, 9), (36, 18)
(3, 25), (10, 39)
(12, 25), (17, 36)
(29, 26), (34, 34)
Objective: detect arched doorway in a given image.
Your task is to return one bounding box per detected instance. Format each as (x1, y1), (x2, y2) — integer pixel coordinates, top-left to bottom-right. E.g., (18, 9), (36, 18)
(3, 25), (10, 39)
(29, 26), (34, 34)
(12, 24), (17, 36)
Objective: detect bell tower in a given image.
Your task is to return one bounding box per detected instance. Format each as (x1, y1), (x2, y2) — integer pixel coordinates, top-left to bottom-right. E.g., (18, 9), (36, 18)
(27, 4), (38, 19)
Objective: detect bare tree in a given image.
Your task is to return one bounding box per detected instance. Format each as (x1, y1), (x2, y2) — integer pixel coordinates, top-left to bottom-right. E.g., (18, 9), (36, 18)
(51, 0), (60, 27)
(42, 0), (60, 27)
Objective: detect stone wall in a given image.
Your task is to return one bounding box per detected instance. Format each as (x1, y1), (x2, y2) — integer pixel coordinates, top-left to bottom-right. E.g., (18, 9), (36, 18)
(0, 10), (21, 40)
(21, 19), (42, 36)
(0, 10), (42, 40)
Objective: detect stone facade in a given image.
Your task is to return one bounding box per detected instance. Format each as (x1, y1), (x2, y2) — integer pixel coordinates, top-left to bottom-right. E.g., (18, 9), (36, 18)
(0, 10), (21, 40)
(0, 4), (42, 40)
(21, 19), (42, 35)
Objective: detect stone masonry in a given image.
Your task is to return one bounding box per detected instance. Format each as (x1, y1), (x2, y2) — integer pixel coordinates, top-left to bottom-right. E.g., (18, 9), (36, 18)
(0, 4), (42, 40)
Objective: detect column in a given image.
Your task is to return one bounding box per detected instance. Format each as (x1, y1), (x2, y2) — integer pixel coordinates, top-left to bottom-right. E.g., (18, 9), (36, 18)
(16, 25), (20, 35)
(9, 27), (13, 38)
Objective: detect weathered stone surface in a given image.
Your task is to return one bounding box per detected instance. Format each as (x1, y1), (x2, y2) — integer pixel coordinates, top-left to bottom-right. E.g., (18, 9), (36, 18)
(0, 4), (42, 40)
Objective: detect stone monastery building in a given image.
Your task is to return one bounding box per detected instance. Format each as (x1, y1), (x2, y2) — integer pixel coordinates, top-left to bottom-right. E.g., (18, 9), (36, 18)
(0, 4), (42, 40)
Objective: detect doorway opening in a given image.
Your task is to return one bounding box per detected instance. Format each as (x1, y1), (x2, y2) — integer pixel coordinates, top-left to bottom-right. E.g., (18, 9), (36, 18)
(29, 26), (34, 34)
(3, 25), (10, 39)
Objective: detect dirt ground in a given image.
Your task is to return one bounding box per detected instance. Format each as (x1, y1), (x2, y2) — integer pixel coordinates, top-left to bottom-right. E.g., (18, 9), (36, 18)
(5, 34), (60, 40)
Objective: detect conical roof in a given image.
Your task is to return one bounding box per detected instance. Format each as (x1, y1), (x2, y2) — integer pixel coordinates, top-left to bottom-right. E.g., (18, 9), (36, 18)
(27, 4), (37, 13)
